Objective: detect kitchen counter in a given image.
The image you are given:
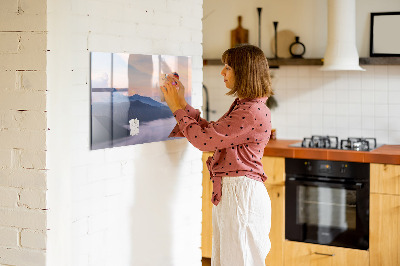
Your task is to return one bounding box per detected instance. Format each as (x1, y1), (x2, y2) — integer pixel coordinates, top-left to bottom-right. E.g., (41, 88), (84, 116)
(263, 139), (400, 164)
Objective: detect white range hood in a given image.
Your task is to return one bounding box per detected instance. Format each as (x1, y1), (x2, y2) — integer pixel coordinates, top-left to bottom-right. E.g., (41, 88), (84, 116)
(320, 0), (365, 71)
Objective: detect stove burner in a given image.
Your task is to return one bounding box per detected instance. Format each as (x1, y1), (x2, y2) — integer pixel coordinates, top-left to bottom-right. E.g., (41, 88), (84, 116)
(340, 137), (377, 151)
(301, 135), (339, 149)
(295, 136), (378, 151)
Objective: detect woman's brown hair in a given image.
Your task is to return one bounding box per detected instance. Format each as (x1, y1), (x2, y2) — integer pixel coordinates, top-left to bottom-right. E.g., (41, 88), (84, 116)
(221, 44), (273, 99)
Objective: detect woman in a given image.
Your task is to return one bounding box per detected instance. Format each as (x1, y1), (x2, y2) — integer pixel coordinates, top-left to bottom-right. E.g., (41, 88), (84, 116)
(161, 44), (273, 266)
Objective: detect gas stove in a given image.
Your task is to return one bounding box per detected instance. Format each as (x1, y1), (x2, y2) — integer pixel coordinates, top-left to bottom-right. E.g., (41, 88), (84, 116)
(289, 135), (381, 151)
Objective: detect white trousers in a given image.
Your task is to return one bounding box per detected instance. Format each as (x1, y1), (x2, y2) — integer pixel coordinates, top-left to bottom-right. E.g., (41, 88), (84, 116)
(212, 176), (271, 266)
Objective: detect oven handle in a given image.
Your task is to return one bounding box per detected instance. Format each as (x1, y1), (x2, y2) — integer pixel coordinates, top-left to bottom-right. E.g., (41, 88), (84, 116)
(314, 252), (335, 257)
(286, 177), (364, 189)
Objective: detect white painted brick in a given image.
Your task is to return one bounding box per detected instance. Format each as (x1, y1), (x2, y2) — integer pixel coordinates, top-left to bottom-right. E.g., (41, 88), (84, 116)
(20, 150), (46, 170)
(0, 169), (47, 190)
(72, 218), (88, 238)
(181, 16), (202, 30)
(135, 24), (171, 41)
(0, 32), (20, 54)
(71, 166), (88, 187)
(87, 211), (109, 233)
(87, 149), (105, 165)
(152, 11), (180, 28)
(19, 0), (47, 15)
(0, 208), (46, 230)
(0, 71), (16, 90)
(19, 189), (46, 209)
(19, 32), (46, 55)
(0, 1), (18, 15)
(0, 227), (19, 247)
(152, 39), (182, 55)
(87, 33), (124, 53)
(120, 37), (152, 55)
(0, 33), (47, 70)
(16, 70), (47, 91)
(1, 110), (46, 130)
(0, 149), (11, 169)
(181, 42), (203, 56)
(20, 229), (46, 250)
(0, 187), (19, 208)
(0, 90), (46, 111)
(10, 148), (21, 169)
(87, 164), (108, 183)
(104, 178), (123, 196)
(191, 55), (203, 69)
(189, 3), (203, 19)
(0, 247), (45, 266)
(0, 129), (46, 150)
(166, 0), (191, 14)
(0, 13), (46, 32)
(0, 52), (46, 71)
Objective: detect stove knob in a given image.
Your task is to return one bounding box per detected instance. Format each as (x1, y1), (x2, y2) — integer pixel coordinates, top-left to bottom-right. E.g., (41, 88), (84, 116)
(305, 162), (312, 171)
(340, 164), (347, 174)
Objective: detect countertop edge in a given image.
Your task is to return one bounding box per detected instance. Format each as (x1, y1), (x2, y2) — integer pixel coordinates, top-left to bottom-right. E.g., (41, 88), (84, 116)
(263, 140), (400, 165)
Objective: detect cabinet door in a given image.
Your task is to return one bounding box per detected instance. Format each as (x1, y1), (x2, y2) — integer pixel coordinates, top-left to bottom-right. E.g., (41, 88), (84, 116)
(370, 193), (400, 266)
(202, 152), (213, 258)
(284, 241), (369, 266)
(264, 184), (284, 266)
(261, 156), (285, 185)
(370, 163), (400, 195)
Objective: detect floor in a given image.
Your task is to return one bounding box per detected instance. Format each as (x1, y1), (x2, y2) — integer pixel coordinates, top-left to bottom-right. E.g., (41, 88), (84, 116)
(202, 257), (211, 266)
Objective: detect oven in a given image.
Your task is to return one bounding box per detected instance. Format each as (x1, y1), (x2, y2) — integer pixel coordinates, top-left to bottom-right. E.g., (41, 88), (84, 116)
(285, 158), (370, 250)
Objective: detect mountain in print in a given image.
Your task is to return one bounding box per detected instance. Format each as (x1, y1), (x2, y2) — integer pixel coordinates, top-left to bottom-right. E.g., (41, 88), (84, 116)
(128, 94), (173, 123)
(128, 94), (166, 108)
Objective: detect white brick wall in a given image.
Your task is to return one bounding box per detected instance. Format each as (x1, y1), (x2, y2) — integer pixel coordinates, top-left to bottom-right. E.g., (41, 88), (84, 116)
(47, 1), (203, 266)
(0, 0), (48, 265)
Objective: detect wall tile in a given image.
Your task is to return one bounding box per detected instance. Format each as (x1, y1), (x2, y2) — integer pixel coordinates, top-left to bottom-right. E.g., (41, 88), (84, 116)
(206, 65), (400, 144)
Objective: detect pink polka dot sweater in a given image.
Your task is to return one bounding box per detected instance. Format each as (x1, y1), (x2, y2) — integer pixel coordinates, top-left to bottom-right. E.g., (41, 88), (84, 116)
(169, 97), (271, 206)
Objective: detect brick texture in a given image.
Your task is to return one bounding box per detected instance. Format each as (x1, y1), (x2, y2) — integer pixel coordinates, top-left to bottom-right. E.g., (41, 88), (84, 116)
(0, 0), (48, 264)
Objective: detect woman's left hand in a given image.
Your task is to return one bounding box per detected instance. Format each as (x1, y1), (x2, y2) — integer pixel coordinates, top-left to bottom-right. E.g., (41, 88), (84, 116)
(160, 76), (185, 114)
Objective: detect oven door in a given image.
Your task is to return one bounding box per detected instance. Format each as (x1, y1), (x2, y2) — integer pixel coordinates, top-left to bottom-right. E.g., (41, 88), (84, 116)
(285, 177), (369, 250)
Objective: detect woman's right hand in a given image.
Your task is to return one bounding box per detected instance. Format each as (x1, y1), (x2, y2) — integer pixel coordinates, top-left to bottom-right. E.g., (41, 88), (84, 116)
(168, 74), (187, 108)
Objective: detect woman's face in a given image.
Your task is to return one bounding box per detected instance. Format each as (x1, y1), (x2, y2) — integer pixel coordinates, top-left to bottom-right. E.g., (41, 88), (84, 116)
(220, 64), (235, 89)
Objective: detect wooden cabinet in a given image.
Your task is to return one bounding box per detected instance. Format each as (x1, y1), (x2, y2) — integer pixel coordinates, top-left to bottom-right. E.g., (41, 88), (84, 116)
(370, 163), (400, 266)
(262, 156), (285, 266)
(202, 158), (400, 265)
(261, 156), (285, 186)
(201, 154), (286, 265)
(264, 184), (284, 266)
(284, 241), (369, 266)
(370, 193), (400, 266)
(370, 163), (400, 195)
(201, 152), (213, 258)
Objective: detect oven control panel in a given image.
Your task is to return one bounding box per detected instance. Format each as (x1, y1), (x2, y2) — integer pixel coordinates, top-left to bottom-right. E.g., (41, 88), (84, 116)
(286, 158), (369, 180)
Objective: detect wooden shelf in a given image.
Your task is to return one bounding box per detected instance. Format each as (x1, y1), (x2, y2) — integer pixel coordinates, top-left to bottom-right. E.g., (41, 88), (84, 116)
(268, 58), (322, 67)
(203, 57), (400, 67)
(359, 57), (400, 65)
(203, 58), (323, 67)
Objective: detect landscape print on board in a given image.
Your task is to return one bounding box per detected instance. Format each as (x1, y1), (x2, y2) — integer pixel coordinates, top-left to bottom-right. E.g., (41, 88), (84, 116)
(90, 52), (192, 150)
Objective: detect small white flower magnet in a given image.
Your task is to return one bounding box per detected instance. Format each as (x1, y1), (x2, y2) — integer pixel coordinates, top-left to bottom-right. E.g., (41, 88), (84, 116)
(129, 119), (140, 136)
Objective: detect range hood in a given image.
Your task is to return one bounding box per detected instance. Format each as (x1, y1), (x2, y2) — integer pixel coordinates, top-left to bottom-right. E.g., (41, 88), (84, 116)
(320, 0), (365, 71)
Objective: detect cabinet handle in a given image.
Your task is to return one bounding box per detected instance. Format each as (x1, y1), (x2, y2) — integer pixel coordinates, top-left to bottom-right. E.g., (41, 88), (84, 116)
(314, 252), (335, 257)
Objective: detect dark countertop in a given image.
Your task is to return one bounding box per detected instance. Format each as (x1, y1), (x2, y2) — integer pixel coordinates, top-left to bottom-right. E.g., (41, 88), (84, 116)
(263, 139), (400, 165)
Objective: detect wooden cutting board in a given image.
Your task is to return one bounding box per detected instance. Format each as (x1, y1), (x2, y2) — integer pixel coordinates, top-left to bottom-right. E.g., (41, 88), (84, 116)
(231, 16), (249, 48)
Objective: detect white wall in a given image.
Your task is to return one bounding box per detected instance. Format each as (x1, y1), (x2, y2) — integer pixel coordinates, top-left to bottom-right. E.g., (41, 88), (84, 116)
(203, 0), (400, 145)
(47, 0), (203, 266)
(203, 0), (400, 58)
(0, 0), (48, 265)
